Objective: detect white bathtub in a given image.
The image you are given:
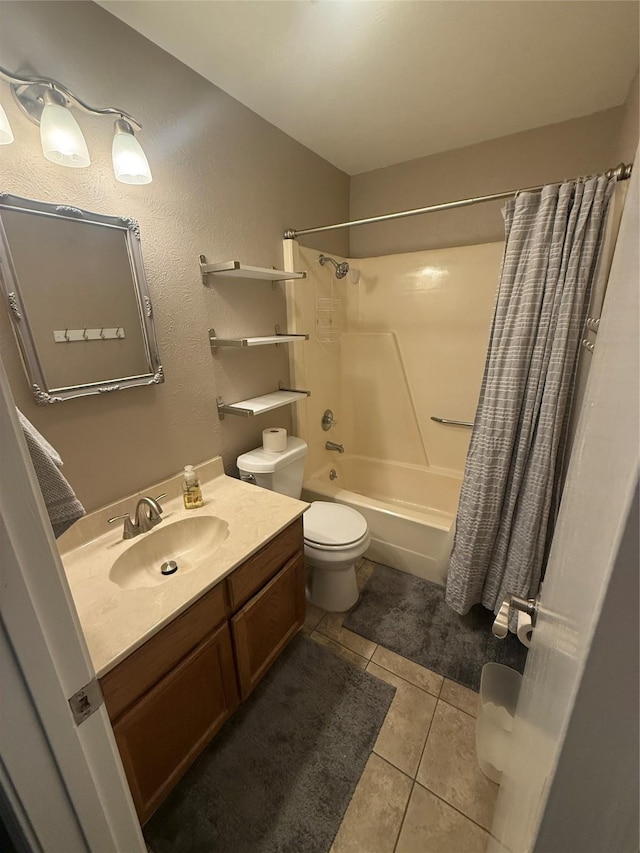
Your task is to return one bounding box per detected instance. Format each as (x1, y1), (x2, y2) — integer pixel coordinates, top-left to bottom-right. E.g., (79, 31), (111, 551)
(302, 455), (462, 585)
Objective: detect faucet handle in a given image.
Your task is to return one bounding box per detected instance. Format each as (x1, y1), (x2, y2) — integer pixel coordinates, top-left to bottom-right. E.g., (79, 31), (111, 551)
(321, 409), (338, 431)
(107, 514), (136, 539)
(154, 494), (167, 512)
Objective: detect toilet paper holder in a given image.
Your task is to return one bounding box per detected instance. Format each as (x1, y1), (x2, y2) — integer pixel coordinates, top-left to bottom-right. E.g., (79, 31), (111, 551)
(492, 593), (539, 639)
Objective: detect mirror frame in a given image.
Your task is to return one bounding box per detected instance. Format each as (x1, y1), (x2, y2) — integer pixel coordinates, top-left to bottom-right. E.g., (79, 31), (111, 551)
(0, 192), (164, 404)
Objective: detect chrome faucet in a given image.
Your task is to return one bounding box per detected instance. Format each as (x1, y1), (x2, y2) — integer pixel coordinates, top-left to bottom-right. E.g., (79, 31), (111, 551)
(325, 441), (344, 453)
(108, 494), (166, 540)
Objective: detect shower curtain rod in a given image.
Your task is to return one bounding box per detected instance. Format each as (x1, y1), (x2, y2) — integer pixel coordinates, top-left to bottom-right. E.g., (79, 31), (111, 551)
(283, 162), (632, 240)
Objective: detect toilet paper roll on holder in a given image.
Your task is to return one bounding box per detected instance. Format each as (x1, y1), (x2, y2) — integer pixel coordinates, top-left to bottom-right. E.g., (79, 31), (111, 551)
(492, 594), (539, 639)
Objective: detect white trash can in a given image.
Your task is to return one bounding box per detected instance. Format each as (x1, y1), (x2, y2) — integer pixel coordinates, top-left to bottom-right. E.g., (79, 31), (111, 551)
(476, 662), (522, 783)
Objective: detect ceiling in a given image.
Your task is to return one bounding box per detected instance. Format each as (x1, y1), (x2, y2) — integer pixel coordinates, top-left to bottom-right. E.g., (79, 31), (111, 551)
(98, 1), (639, 176)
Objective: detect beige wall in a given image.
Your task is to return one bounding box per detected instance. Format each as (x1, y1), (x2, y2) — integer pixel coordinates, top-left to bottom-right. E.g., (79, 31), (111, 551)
(350, 96), (638, 258)
(286, 240), (502, 478)
(0, 0), (349, 511)
(616, 68), (639, 164)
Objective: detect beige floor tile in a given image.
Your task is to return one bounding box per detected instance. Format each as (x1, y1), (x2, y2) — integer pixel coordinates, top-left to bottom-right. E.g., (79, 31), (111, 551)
(396, 783), (489, 853)
(371, 646), (444, 697)
(310, 631), (368, 670)
(304, 601), (326, 630)
(298, 625), (313, 637)
(440, 679), (479, 717)
(357, 560), (375, 591)
(417, 700), (498, 830)
(330, 753), (412, 853)
(367, 662), (436, 778)
(317, 611), (377, 659)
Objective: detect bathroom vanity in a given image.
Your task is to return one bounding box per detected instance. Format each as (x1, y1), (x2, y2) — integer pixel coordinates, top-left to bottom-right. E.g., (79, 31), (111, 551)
(58, 459), (307, 824)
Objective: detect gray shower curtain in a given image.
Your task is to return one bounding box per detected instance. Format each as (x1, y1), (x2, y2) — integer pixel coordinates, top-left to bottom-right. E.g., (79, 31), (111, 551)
(445, 175), (615, 616)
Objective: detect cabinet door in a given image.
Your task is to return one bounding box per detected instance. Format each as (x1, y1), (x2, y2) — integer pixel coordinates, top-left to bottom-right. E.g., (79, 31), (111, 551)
(101, 581), (229, 722)
(226, 518), (303, 610)
(112, 621), (239, 824)
(231, 552), (305, 700)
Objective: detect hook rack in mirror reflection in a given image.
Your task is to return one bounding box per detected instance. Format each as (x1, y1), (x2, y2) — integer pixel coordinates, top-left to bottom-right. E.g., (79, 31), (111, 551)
(53, 327), (126, 343)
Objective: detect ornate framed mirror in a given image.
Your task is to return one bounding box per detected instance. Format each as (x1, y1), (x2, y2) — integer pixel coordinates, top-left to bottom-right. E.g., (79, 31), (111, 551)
(0, 193), (164, 404)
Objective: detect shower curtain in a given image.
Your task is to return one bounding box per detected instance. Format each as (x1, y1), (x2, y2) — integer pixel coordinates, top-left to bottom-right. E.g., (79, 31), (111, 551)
(445, 175), (615, 616)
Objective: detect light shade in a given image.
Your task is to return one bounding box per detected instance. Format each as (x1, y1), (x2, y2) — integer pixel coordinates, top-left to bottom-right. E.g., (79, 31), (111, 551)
(112, 119), (152, 185)
(40, 96), (90, 167)
(0, 104), (14, 145)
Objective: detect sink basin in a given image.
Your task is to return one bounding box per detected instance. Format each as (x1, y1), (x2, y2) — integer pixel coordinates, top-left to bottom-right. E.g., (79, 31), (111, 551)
(109, 515), (229, 590)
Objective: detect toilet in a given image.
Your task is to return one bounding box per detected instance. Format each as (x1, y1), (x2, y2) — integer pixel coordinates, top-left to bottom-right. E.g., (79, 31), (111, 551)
(237, 437), (370, 611)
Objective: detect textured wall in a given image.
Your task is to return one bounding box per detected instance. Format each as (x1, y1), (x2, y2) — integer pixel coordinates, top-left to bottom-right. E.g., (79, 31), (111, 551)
(0, 0), (349, 511)
(350, 104), (637, 258)
(616, 68), (639, 163)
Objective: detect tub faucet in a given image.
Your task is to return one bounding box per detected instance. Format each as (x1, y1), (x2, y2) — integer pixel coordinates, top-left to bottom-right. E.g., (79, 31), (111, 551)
(108, 494), (166, 540)
(325, 441), (344, 453)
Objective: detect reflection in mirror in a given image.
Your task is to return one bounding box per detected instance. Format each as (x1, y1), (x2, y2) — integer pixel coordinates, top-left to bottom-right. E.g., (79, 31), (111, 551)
(0, 193), (164, 403)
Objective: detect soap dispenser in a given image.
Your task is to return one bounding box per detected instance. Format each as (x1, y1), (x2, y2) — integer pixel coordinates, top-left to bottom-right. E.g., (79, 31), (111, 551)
(182, 465), (203, 509)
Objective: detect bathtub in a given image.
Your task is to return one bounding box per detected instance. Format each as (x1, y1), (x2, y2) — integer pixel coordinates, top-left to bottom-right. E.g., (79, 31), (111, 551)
(302, 455), (462, 585)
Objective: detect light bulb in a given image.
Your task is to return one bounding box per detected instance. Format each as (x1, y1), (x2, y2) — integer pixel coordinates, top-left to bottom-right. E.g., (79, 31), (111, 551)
(112, 119), (152, 185)
(39, 90), (90, 167)
(0, 104), (14, 145)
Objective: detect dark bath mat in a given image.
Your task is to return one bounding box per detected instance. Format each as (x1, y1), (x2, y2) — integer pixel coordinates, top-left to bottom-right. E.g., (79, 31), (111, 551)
(344, 562), (527, 692)
(145, 633), (395, 853)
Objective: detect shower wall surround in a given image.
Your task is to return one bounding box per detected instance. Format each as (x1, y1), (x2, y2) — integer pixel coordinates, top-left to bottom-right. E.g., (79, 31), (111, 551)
(0, 1), (349, 511)
(286, 240), (503, 479)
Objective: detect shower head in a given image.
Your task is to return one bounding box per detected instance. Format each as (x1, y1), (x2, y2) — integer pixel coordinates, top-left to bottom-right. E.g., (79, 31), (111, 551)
(319, 254), (349, 279)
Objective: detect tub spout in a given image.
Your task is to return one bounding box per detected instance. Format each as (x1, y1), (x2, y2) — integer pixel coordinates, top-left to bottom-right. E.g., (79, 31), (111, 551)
(325, 441), (344, 453)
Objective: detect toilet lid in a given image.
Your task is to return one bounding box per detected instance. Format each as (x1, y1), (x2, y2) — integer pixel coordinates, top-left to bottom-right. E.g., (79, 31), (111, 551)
(303, 501), (368, 547)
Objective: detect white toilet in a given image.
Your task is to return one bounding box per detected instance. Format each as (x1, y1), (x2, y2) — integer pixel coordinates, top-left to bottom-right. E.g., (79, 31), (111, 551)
(237, 437), (370, 612)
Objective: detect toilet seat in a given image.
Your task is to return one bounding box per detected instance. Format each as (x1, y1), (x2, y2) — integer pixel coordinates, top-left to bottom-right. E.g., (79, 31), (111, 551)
(303, 501), (368, 548)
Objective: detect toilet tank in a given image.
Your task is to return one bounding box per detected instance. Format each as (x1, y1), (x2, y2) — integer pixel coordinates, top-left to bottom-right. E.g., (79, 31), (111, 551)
(237, 437), (307, 498)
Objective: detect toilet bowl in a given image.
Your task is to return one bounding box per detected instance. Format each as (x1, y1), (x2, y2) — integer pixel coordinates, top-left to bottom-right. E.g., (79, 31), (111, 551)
(303, 501), (370, 611)
(236, 437), (370, 612)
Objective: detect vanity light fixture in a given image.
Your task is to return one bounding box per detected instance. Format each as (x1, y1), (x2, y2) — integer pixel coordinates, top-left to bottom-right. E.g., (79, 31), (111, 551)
(39, 88), (90, 168)
(112, 119), (152, 185)
(0, 65), (151, 184)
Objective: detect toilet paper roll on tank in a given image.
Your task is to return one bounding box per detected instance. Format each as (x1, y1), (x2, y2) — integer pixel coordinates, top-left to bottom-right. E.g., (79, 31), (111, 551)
(262, 428), (287, 452)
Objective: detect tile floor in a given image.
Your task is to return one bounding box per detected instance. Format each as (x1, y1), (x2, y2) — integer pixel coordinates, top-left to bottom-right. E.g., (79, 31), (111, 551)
(302, 559), (499, 853)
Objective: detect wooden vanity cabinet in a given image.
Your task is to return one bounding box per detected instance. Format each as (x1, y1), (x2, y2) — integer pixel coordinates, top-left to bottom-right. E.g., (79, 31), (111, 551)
(232, 552), (305, 699)
(227, 516), (305, 699)
(112, 622), (238, 823)
(100, 516), (305, 825)
(100, 581), (238, 824)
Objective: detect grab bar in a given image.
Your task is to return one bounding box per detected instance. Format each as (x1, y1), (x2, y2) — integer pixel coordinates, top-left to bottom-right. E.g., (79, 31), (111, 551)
(431, 416), (474, 428)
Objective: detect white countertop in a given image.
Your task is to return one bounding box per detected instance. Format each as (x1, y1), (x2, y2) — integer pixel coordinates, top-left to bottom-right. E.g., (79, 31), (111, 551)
(58, 457), (308, 677)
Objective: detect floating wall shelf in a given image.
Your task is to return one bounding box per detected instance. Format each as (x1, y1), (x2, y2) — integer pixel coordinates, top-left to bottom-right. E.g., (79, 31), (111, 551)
(199, 256), (306, 283)
(209, 327), (308, 352)
(216, 384), (310, 419)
